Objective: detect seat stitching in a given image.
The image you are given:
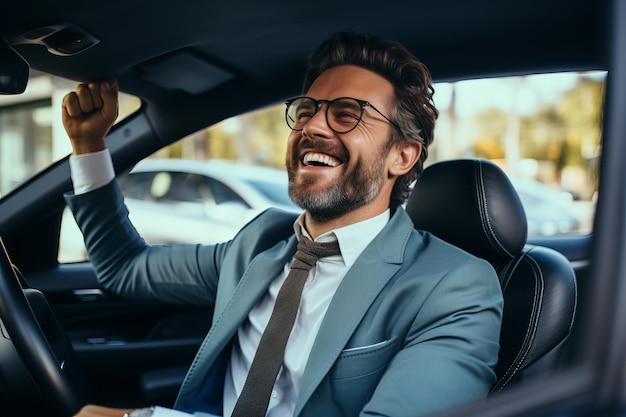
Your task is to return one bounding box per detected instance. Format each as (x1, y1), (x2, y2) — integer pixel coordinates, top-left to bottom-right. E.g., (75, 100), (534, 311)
(496, 255), (543, 391)
(567, 268), (578, 333)
(475, 160), (514, 258)
(498, 253), (523, 293)
(495, 254), (544, 392)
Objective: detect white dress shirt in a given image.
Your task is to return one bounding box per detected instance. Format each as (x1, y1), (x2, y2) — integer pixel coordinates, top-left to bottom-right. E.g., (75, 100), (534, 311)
(69, 150), (389, 417)
(223, 210), (388, 417)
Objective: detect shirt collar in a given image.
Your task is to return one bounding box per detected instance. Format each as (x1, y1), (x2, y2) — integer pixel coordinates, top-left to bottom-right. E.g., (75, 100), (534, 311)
(293, 210), (390, 268)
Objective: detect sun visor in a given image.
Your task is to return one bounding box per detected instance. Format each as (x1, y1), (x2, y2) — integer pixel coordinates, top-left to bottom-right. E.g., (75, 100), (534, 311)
(139, 51), (234, 95)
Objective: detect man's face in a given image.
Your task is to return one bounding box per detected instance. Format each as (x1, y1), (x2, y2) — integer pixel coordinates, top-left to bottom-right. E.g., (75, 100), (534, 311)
(286, 65), (397, 222)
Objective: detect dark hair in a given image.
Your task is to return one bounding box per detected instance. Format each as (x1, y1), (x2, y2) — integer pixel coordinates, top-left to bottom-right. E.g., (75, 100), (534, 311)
(302, 31), (439, 209)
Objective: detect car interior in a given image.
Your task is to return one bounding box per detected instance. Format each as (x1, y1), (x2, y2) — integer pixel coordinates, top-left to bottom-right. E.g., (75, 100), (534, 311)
(1, 1), (626, 417)
(407, 158), (578, 394)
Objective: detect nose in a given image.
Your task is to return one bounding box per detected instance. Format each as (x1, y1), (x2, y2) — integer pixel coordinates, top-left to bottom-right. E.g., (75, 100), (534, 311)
(302, 102), (332, 138)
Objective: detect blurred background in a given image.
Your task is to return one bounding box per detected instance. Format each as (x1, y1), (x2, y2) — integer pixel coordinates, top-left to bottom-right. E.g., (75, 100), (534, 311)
(0, 70), (604, 261)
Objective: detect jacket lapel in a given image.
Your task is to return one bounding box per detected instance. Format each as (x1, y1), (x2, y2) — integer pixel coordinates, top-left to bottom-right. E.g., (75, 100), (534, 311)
(178, 236), (297, 400)
(212, 236), (297, 345)
(294, 210), (415, 415)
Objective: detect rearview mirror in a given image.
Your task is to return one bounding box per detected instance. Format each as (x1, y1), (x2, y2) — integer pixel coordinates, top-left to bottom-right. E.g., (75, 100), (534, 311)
(0, 39), (29, 95)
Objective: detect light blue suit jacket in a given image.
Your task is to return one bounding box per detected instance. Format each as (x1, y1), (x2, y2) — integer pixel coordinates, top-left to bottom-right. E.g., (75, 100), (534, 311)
(65, 181), (503, 417)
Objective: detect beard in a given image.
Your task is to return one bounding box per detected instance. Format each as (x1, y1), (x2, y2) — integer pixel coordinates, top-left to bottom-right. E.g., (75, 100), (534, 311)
(287, 140), (389, 222)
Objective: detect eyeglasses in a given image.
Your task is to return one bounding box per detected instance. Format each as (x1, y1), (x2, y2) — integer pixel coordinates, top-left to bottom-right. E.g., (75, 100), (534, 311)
(285, 96), (401, 134)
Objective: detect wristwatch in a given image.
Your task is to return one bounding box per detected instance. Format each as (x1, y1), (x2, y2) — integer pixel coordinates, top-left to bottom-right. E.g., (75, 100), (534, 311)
(123, 407), (154, 417)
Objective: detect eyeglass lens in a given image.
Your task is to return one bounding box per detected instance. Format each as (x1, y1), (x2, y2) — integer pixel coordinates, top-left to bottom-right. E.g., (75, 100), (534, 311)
(286, 97), (365, 134)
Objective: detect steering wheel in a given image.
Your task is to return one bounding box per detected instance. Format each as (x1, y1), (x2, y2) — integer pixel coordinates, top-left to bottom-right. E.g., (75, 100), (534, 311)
(0, 238), (85, 416)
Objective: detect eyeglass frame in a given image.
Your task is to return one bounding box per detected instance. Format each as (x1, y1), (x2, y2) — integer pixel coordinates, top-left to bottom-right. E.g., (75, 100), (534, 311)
(284, 96), (402, 134)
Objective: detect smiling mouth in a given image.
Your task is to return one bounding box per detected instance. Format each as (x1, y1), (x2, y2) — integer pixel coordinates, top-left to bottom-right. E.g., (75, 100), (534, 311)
(302, 152), (340, 167)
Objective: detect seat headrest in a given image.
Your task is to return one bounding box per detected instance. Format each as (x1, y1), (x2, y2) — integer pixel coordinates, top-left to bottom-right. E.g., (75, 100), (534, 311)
(406, 159), (527, 262)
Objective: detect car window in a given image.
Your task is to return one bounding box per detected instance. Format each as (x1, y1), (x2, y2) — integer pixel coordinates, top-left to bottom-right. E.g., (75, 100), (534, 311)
(431, 71), (603, 236)
(204, 177), (249, 207)
(243, 178), (293, 208)
(151, 172), (205, 204)
(117, 171), (157, 200)
(57, 70), (604, 263)
(119, 170), (249, 207)
(0, 74), (141, 199)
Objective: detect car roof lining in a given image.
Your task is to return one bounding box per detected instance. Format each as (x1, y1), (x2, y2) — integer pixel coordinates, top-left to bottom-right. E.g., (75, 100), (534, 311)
(3, 0), (609, 102)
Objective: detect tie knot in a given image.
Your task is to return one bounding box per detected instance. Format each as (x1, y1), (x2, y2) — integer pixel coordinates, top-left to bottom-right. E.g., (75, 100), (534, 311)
(293, 238), (341, 270)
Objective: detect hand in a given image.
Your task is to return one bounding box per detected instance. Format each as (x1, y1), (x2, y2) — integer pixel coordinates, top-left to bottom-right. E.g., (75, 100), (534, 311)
(73, 404), (135, 417)
(62, 78), (119, 155)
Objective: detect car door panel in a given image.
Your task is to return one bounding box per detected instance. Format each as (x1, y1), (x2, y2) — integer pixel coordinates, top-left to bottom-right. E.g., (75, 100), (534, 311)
(24, 263), (212, 407)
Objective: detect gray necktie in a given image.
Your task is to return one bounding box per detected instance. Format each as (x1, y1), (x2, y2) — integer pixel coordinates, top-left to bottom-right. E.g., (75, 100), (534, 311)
(231, 237), (341, 417)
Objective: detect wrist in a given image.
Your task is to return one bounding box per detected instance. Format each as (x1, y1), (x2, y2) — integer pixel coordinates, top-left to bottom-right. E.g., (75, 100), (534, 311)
(71, 138), (107, 155)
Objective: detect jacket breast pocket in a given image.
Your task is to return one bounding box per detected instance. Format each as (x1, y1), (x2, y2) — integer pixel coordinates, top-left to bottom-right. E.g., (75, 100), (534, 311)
(329, 338), (398, 414)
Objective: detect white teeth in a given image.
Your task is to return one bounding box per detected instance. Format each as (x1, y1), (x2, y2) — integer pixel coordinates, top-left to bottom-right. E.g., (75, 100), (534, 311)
(303, 152), (338, 167)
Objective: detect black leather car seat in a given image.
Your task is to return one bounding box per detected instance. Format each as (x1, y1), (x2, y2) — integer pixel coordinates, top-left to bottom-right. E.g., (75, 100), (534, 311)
(405, 158), (577, 393)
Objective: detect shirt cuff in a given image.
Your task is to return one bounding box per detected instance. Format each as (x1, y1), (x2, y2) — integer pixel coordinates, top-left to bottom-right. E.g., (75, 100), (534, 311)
(152, 406), (193, 416)
(69, 149), (115, 195)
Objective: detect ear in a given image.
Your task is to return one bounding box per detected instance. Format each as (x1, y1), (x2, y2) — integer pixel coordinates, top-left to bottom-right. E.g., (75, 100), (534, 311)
(389, 141), (422, 176)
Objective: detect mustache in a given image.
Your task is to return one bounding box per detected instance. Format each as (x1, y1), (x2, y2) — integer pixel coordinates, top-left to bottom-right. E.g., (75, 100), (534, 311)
(295, 137), (348, 161)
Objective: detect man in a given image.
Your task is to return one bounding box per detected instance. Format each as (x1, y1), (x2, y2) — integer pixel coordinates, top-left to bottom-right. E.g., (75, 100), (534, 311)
(64, 32), (503, 417)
